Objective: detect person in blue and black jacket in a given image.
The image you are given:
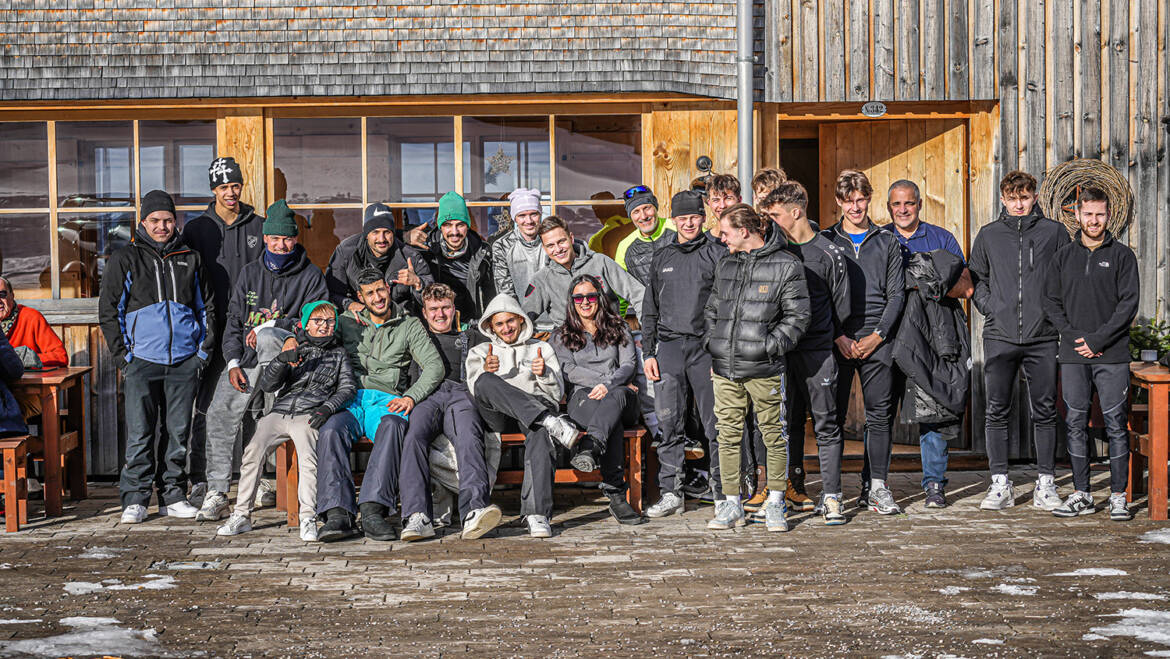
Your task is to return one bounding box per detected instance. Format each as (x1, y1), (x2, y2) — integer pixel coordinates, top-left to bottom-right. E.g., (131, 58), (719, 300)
(98, 189), (215, 525)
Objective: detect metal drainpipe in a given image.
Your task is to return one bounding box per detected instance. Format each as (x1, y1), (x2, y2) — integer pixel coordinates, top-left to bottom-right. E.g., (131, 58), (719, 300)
(736, 0), (754, 205)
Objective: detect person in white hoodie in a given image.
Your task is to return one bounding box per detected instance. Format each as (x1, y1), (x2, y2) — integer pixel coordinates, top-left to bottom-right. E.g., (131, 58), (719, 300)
(465, 293), (579, 538)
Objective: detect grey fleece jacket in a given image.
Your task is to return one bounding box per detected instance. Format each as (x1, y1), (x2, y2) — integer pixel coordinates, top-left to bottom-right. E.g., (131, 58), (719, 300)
(549, 325), (636, 394)
(521, 241), (644, 330)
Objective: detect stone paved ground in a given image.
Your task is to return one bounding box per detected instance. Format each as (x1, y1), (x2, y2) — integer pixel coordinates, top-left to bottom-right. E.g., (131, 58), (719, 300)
(0, 468), (1168, 658)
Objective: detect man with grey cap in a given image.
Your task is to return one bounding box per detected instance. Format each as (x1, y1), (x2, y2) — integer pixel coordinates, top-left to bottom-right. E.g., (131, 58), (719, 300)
(491, 188), (548, 301)
(325, 203), (434, 314)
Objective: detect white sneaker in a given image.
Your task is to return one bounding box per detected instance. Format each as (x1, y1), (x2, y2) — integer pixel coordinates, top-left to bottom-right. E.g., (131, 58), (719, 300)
(254, 479), (277, 508)
(195, 491), (230, 521)
(707, 499), (746, 530)
(542, 414), (581, 449)
(461, 505), (503, 540)
(120, 504), (148, 524)
(217, 513), (252, 536)
(188, 482), (207, 507)
(160, 500), (200, 518)
(400, 513), (435, 542)
(299, 518), (319, 542)
(1032, 475), (1062, 511)
(980, 475), (1015, 510)
(526, 514), (553, 538)
(645, 492), (684, 518)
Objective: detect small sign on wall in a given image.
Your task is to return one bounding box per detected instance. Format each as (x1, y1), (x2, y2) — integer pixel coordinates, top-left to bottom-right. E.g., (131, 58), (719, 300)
(861, 101), (888, 118)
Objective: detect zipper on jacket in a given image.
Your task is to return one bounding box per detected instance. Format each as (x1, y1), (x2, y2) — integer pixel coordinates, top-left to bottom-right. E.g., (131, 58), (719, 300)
(1015, 218), (1023, 341)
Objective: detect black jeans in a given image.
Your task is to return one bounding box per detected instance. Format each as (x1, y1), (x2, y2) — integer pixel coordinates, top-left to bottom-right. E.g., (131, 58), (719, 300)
(315, 410), (408, 516)
(399, 380), (490, 520)
(984, 338), (1058, 476)
(788, 349), (844, 495)
(119, 355), (202, 508)
(473, 373), (556, 518)
(652, 336), (718, 496)
(1061, 362), (1130, 493)
(836, 353), (895, 483)
(567, 385), (638, 494)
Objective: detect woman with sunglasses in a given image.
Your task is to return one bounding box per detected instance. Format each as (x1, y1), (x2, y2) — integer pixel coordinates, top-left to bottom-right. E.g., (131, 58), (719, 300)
(550, 275), (647, 525)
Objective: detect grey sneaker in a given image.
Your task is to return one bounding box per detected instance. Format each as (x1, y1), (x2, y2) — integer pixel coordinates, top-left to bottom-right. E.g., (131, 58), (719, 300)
(763, 500), (788, 532)
(868, 485), (902, 515)
(980, 476), (1015, 510)
(195, 491), (230, 521)
(461, 505), (503, 540)
(1052, 491), (1095, 517)
(542, 414), (581, 449)
(1032, 475), (1062, 510)
(254, 479), (277, 508)
(645, 492), (684, 518)
(822, 495), (846, 526)
(526, 515), (552, 538)
(299, 517), (319, 542)
(924, 483), (946, 508)
(1108, 493), (1132, 521)
(188, 482), (207, 507)
(706, 499), (745, 530)
(400, 513), (436, 542)
(216, 513), (252, 536)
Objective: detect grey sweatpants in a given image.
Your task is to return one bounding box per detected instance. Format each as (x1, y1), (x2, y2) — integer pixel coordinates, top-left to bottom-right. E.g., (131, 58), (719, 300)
(235, 413), (318, 522)
(205, 327), (292, 494)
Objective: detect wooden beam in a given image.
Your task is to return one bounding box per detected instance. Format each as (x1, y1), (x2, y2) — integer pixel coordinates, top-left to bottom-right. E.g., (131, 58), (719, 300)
(824, 1), (847, 100)
(947, 0), (971, 100)
(774, 99), (991, 119)
(873, 0), (896, 100)
(797, 0), (820, 101)
(921, 0), (946, 100)
(217, 109), (266, 212)
(972, 0), (996, 98)
(1080, 0), (1103, 159)
(848, 0), (871, 101)
(896, 0), (921, 100)
(1051, 0), (1075, 163)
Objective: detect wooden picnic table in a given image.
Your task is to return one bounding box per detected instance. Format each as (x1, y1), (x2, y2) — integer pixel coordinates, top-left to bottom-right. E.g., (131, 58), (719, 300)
(1128, 361), (1170, 520)
(13, 366), (91, 517)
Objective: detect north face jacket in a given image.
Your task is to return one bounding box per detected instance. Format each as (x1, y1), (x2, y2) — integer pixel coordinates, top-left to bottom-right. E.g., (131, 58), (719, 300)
(704, 226), (811, 380)
(181, 202), (264, 329)
(98, 225), (216, 367)
(256, 330), (358, 417)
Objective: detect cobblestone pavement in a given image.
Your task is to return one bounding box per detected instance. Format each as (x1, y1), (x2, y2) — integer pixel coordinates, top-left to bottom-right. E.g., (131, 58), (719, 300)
(0, 468), (1168, 657)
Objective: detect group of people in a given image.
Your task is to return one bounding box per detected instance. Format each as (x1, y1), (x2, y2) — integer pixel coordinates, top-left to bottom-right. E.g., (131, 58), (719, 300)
(0, 153), (1141, 542)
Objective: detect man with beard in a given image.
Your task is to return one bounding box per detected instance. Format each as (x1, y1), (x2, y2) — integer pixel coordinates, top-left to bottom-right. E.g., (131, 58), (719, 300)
(420, 192), (495, 321)
(326, 202), (433, 314)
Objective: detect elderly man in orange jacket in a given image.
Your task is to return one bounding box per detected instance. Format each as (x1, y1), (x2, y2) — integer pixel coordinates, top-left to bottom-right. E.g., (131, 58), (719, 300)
(0, 275), (68, 418)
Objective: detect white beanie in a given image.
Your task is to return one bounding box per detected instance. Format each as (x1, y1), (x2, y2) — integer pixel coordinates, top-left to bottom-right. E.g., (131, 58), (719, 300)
(508, 188), (542, 218)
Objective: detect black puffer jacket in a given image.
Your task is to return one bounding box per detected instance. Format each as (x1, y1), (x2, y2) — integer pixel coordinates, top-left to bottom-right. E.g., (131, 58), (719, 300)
(704, 226), (811, 379)
(893, 250), (971, 423)
(969, 207), (1070, 345)
(256, 331), (358, 417)
(325, 232), (433, 311)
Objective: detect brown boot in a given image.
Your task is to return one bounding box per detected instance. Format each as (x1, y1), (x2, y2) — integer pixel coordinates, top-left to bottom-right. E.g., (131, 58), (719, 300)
(743, 465), (768, 512)
(786, 480), (815, 512)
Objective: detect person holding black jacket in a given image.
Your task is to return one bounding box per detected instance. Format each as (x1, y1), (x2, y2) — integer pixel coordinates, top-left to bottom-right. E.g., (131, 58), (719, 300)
(1042, 187), (1139, 521)
(968, 170), (1070, 512)
(704, 204), (810, 532)
(823, 170), (906, 515)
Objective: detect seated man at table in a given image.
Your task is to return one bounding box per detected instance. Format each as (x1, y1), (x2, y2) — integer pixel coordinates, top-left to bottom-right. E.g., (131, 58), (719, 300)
(0, 329), (27, 439)
(314, 270), (445, 542)
(0, 276), (69, 419)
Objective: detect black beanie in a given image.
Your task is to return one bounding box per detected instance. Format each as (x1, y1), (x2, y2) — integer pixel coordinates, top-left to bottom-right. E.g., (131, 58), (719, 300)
(140, 190), (176, 221)
(208, 157), (244, 189)
(363, 202), (396, 235)
(624, 189), (658, 218)
(670, 190), (706, 218)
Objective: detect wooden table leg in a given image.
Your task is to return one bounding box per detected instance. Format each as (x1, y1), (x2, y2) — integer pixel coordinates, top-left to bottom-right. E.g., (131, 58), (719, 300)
(1148, 384), (1168, 521)
(286, 443), (300, 527)
(67, 378), (88, 500)
(627, 433), (643, 514)
(275, 442), (288, 513)
(41, 386), (62, 517)
(3, 443), (28, 533)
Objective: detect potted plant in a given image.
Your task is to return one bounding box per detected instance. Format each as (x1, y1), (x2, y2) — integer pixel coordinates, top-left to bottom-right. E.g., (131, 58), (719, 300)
(1129, 314), (1170, 362)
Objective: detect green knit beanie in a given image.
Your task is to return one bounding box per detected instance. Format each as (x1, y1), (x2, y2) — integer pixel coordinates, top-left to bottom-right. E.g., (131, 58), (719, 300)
(300, 300), (337, 329)
(436, 191), (471, 228)
(263, 200), (299, 237)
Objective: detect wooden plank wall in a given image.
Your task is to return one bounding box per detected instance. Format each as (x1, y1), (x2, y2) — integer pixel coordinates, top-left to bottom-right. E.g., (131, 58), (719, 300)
(643, 109), (740, 218)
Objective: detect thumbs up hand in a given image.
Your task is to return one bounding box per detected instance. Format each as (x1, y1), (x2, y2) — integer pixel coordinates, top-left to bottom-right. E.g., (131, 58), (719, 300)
(531, 346), (546, 377)
(396, 257), (421, 290)
(483, 343), (500, 373)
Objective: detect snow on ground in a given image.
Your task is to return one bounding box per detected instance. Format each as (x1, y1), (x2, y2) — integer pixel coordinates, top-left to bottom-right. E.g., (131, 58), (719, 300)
(972, 639), (1004, 645)
(937, 586), (971, 595)
(0, 618), (42, 624)
(1050, 568), (1128, 577)
(1089, 609), (1170, 652)
(0, 616), (167, 658)
(1139, 529), (1170, 545)
(63, 575), (176, 595)
(77, 546), (126, 559)
(992, 584), (1038, 596)
(1093, 592), (1165, 601)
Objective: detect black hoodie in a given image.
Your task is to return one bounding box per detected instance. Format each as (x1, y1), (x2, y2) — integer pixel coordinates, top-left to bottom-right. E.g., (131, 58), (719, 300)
(783, 232), (852, 351)
(640, 230), (727, 357)
(969, 207), (1070, 345)
(181, 202), (264, 329)
(1043, 231), (1139, 364)
(325, 231), (433, 312)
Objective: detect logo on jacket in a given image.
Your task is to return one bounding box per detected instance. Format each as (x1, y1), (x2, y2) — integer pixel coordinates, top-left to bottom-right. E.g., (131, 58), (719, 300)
(758, 285), (769, 294)
(662, 267), (674, 273)
(1098, 260), (1110, 268)
(248, 236), (259, 249)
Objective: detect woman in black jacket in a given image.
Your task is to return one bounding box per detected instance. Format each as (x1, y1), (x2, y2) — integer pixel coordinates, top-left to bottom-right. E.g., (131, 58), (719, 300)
(550, 275), (646, 525)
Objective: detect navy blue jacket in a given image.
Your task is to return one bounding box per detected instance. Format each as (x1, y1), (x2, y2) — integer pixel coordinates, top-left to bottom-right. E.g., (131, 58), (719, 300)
(0, 331), (27, 436)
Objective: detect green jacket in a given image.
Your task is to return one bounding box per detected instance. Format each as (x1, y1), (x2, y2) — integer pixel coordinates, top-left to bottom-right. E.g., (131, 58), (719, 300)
(337, 303), (443, 403)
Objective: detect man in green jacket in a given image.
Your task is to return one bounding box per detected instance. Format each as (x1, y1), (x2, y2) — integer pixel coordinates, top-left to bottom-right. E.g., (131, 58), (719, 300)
(315, 269), (444, 542)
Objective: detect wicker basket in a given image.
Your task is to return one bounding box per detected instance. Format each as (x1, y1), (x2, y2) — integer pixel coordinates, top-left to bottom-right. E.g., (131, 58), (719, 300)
(1037, 158), (1134, 236)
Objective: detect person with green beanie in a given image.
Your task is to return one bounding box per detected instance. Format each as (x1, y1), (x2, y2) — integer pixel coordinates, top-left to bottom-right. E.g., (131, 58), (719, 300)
(197, 198), (329, 523)
(418, 191), (495, 321)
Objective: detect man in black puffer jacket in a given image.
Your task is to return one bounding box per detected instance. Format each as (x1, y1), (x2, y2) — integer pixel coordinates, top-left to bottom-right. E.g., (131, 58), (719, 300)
(704, 204), (809, 533)
(326, 203), (433, 314)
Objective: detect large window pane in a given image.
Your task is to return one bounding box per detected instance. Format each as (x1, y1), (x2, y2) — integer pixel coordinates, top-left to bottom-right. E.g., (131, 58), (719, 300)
(57, 211), (135, 298)
(273, 118), (361, 204)
(0, 214), (51, 297)
(56, 122), (135, 208)
(462, 117), (550, 200)
(367, 118), (455, 203)
(555, 116), (641, 201)
(0, 123), (49, 209)
(557, 203), (626, 250)
(296, 208), (362, 270)
(139, 120), (217, 206)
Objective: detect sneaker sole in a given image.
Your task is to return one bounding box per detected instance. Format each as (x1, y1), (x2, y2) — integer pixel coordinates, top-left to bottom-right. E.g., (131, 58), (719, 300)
(318, 529), (357, 543)
(646, 506), (682, 519)
(161, 508), (199, 519)
(1110, 513), (1133, 521)
(462, 508), (503, 540)
(569, 455), (598, 473)
(924, 500), (946, 509)
(119, 517), (146, 525)
(869, 505), (903, 515)
(195, 507), (229, 522)
(1053, 507), (1096, 518)
(706, 517), (746, 530)
(400, 531), (433, 542)
(980, 499), (1015, 510)
(786, 499), (815, 512)
(823, 516), (847, 526)
(1032, 498), (1061, 511)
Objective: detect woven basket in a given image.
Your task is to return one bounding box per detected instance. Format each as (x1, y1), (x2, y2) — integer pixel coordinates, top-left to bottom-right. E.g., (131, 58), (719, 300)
(1037, 158), (1134, 236)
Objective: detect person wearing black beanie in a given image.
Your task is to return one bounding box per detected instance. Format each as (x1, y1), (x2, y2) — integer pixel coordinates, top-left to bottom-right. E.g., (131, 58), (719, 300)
(140, 189), (177, 221)
(325, 202), (434, 313)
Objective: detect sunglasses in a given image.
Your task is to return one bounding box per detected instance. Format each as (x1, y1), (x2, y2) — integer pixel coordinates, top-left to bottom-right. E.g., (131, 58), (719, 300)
(622, 185), (651, 200)
(571, 293), (599, 304)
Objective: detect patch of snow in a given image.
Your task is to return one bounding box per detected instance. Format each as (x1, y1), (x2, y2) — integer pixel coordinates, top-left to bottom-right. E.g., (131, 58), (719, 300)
(1003, 577), (1038, 583)
(0, 618), (42, 624)
(867, 605), (945, 624)
(77, 546), (125, 559)
(0, 563), (12, 570)
(63, 581), (107, 595)
(992, 584), (1039, 596)
(150, 560), (221, 570)
(1145, 651), (1170, 657)
(1083, 633), (1108, 641)
(64, 575), (175, 594)
(938, 586), (971, 595)
(0, 616), (168, 658)
(1050, 568), (1128, 577)
(972, 639), (1004, 645)
(1094, 592), (1164, 601)
(1090, 609), (1170, 650)
(1139, 529), (1170, 544)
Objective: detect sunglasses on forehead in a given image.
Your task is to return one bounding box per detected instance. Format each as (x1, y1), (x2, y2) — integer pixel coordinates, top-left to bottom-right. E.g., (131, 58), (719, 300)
(571, 293), (599, 304)
(622, 185), (651, 200)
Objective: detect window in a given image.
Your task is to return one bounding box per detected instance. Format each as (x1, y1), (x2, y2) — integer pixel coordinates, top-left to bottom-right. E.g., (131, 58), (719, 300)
(462, 117), (551, 202)
(555, 115), (641, 202)
(138, 120), (216, 206)
(0, 122), (49, 210)
(0, 213), (51, 298)
(56, 122), (135, 208)
(273, 118), (362, 205)
(366, 117), (455, 203)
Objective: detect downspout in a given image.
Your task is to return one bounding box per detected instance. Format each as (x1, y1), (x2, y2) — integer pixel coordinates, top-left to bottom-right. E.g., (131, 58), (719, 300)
(736, 0), (754, 204)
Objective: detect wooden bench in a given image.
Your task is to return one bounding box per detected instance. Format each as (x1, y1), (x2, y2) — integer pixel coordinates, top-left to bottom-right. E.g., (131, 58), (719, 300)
(1128, 362), (1170, 520)
(1, 436), (31, 532)
(275, 428), (652, 527)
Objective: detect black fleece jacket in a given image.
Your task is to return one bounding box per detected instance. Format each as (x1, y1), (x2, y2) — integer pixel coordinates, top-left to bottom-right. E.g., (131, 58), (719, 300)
(181, 202), (264, 330)
(823, 219), (905, 343)
(782, 232), (851, 351)
(1043, 231), (1139, 364)
(640, 231), (727, 358)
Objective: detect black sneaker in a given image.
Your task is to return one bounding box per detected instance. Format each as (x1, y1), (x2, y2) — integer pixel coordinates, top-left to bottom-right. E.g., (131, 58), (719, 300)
(359, 502), (400, 541)
(569, 443), (599, 473)
(607, 492), (648, 525)
(924, 483), (947, 508)
(856, 481), (871, 509)
(681, 471), (710, 500)
(317, 507), (358, 543)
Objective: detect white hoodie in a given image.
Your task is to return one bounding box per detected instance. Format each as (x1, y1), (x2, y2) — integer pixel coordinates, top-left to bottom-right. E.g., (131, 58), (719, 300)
(465, 293), (563, 408)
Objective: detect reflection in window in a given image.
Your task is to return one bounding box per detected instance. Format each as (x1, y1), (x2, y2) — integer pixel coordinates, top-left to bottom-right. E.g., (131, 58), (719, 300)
(462, 117), (550, 201)
(139, 120), (217, 206)
(0, 123), (49, 209)
(366, 118), (455, 203)
(557, 203), (627, 251)
(57, 212), (135, 298)
(295, 208), (362, 269)
(555, 116), (641, 202)
(56, 122), (135, 207)
(273, 118), (361, 204)
(0, 214), (51, 297)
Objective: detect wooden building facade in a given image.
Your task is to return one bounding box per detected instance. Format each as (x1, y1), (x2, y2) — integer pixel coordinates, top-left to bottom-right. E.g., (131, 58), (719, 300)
(0, 1), (1166, 473)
